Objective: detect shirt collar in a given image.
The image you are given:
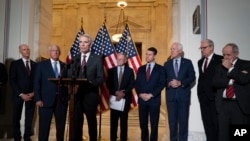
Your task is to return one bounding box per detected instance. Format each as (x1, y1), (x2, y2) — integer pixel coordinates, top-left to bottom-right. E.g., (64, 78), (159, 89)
(81, 52), (90, 57)
(22, 57), (30, 62)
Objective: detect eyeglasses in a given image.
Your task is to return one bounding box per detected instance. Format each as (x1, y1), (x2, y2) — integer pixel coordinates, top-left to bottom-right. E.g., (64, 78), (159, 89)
(199, 46), (210, 50)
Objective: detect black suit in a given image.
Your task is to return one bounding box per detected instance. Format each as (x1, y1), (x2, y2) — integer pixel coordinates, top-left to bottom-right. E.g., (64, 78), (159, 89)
(70, 53), (104, 141)
(213, 59), (250, 141)
(34, 59), (69, 141)
(9, 59), (36, 141)
(197, 54), (222, 141)
(0, 62), (8, 103)
(135, 63), (165, 141)
(106, 66), (134, 141)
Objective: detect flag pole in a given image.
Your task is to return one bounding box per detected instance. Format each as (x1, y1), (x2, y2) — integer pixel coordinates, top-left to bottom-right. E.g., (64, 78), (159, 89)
(125, 17), (129, 56)
(98, 17), (106, 141)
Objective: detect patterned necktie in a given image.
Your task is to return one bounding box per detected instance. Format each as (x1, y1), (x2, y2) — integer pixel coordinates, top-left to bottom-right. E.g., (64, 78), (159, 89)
(118, 67), (123, 89)
(203, 57), (208, 72)
(174, 59), (178, 77)
(54, 61), (58, 78)
(146, 64), (151, 81)
(26, 60), (30, 76)
(81, 55), (86, 72)
(226, 85), (234, 99)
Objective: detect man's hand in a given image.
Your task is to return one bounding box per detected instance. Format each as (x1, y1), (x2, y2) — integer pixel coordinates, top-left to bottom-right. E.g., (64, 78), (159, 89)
(222, 59), (233, 69)
(169, 79), (181, 88)
(139, 93), (153, 101)
(20, 93), (32, 101)
(115, 90), (125, 101)
(36, 101), (44, 107)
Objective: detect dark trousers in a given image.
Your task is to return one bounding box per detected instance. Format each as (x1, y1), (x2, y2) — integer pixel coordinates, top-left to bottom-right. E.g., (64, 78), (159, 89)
(198, 95), (218, 141)
(139, 102), (160, 141)
(12, 99), (35, 141)
(110, 103), (130, 141)
(38, 96), (68, 141)
(74, 92), (99, 141)
(167, 100), (190, 141)
(218, 100), (249, 141)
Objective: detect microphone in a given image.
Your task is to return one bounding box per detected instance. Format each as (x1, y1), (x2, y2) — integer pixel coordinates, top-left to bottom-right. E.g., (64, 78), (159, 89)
(72, 58), (80, 80)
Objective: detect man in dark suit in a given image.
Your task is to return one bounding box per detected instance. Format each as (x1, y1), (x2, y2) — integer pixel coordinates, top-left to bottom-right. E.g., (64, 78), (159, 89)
(197, 39), (223, 141)
(213, 43), (250, 141)
(106, 53), (134, 141)
(34, 44), (68, 141)
(9, 44), (36, 141)
(70, 34), (104, 141)
(135, 47), (165, 141)
(164, 42), (195, 141)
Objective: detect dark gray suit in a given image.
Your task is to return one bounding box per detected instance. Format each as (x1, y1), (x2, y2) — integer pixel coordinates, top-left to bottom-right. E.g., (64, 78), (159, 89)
(70, 53), (104, 141)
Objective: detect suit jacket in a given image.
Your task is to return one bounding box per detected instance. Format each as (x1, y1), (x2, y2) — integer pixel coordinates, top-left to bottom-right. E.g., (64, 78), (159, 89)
(106, 66), (135, 105)
(70, 53), (104, 93)
(0, 63), (8, 100)
(213, 59), (250, 115)
(0, 63), (7, 87)
(135, 63), (165, 105)
(197, 54), (223, 100)
(164, 58), (195, 102)
(9, 59), (36, 102)
(34, 59), (68, 107)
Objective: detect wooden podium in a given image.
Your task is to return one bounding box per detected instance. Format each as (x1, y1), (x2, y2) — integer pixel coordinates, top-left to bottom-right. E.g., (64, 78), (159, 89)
(48, 78), (88, 141)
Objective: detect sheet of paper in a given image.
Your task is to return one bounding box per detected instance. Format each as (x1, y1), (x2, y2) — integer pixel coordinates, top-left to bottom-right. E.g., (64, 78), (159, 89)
(109, 95), (126, 111)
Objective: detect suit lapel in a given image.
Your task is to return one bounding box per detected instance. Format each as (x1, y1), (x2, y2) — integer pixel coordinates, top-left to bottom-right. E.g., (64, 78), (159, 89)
(18, 59), (29, 76)
(47, 60), (56, 77)
(178, 59), (186, 77)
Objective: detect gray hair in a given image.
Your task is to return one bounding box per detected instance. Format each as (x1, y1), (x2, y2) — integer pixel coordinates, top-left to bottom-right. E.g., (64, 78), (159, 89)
(224, 43), (239, 53)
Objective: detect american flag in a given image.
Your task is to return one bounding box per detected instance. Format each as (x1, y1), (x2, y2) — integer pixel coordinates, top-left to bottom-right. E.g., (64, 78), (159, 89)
(92, 23), (117, 112)
(66, 27), (85, 63)
(116, 23), (142, 108)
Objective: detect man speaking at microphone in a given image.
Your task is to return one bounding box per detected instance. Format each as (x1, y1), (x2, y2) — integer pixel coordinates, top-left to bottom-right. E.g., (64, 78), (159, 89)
(69, 34), (104, 141)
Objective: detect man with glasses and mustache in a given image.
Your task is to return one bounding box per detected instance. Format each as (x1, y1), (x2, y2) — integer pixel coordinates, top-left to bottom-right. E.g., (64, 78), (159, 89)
(197, 39), (223, 141)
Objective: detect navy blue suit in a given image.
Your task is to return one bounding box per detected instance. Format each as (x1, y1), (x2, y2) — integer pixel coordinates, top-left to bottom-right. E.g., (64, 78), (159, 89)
(106, 66), (135, 141)
(9, 59), (36, 141)
(164, 58), (195, 141)
(34, 59), (68, 141)
(135, 63), (165, 141)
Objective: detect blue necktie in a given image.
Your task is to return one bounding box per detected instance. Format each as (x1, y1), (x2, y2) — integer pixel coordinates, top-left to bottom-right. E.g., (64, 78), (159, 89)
(54, 61), (58, 78)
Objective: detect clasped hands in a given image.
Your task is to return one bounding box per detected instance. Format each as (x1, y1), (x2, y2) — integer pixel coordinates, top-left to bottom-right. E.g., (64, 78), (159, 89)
(115, 90), (125, 101)
(139, 93), (153, 102)
(169, 79), (181, 88)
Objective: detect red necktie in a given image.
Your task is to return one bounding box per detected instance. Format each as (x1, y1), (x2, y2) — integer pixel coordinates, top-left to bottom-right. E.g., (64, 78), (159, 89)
(146, 64), (151, 81)
(226, 85), (234, 99)
(26, 61), (30, 76)
(203, 57), (208, 72)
